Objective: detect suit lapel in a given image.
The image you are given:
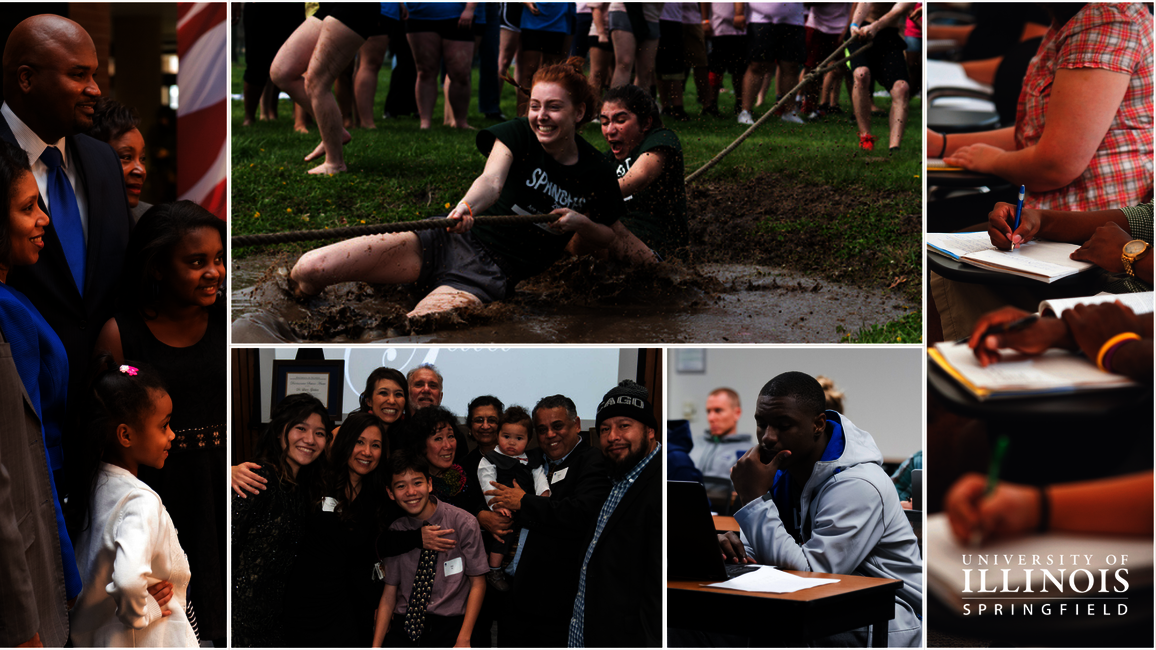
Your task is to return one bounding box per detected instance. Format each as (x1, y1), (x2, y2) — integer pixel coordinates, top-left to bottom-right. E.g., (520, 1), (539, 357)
(69, 136), (100, 306)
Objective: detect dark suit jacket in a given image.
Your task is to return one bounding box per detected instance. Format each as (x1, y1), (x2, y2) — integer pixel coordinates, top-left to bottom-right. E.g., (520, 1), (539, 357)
(0, 114), (133, 444)
(0, 330), (68, 647)
(505, 438), (611, 648)
(581, 452), (662, 647)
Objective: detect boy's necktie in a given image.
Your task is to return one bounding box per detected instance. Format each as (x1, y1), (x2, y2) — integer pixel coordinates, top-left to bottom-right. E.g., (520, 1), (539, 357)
(404, 522), (437, 641)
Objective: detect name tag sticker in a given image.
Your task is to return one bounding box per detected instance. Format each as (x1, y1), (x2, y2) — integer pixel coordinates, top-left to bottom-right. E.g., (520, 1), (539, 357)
(444, 557), (463, 577)
(322, 497), (338, 512)
(551, 467), (569, 484)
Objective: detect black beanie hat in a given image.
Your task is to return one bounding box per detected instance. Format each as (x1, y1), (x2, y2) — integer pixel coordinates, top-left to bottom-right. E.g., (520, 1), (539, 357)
(596, 380), (657, 431)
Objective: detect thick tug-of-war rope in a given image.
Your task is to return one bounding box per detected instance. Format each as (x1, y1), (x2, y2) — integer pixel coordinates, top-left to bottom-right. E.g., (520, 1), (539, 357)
(231, 36), (871, 249)
(230, 213), (558, 247)
(685, 36), (872, 184)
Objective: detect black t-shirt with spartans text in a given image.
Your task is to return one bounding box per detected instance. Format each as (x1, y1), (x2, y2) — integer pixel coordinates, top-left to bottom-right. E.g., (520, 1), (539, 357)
(472, 118), (626, 281)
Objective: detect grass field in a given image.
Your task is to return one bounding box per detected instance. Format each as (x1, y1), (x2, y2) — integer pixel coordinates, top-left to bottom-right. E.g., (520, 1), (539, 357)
(230, 59), (923, 343)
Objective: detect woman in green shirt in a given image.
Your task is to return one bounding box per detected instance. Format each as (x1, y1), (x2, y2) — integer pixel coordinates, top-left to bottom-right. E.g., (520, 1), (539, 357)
(290, 57), (626, 317)
(597, 84), (689, 263)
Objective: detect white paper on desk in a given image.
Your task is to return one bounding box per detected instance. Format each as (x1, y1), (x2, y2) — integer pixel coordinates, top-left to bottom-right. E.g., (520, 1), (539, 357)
(709, 566), (840, 593)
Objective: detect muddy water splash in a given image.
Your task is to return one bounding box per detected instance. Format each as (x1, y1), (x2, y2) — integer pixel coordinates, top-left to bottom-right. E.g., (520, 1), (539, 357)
(231, 254), (907, 343)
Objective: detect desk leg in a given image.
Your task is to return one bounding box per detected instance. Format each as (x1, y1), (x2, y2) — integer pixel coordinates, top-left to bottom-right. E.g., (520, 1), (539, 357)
(871, 622), (887, 647)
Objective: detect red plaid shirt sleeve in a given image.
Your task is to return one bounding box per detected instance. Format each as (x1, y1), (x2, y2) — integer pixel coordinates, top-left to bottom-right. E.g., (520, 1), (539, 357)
(1015, 3), (1154, 212)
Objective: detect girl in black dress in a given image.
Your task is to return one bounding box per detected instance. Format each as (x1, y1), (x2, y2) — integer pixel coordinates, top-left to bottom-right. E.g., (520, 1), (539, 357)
(92, 201), (227, 644)
(232, 394), (333, 647)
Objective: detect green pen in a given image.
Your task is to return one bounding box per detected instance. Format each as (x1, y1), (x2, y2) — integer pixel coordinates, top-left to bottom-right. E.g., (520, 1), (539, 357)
(972, 435), (1010, 546)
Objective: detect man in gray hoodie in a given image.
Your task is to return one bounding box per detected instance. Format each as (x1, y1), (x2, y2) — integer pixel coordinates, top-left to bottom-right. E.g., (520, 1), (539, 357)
(720, 371), (923, 647)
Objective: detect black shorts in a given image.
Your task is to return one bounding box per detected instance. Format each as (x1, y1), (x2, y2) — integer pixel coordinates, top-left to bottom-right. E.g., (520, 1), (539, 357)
(313, 3), (388, 40)
(708, 34), (749, 77)
(521, 28), (567, 56)
(499, 2), (523, 32)
(748, 22), (805, 64)
(242, 3), (304, 85)
(656, 20), (689, 78)
(849, 26), (909, 92)
(414, 224), (511, 303)
(406, 17), (474, 42)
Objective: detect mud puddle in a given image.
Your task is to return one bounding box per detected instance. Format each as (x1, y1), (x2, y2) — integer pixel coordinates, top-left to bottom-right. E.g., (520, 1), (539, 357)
(231, 254), (907, 344)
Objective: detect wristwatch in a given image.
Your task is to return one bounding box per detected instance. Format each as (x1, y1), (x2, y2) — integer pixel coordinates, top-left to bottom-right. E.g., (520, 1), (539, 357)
(1121, 240), (1151, 277)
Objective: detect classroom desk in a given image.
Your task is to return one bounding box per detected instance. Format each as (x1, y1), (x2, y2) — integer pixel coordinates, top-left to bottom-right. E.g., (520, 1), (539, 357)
(926, 167), (1004, 189)
(712, 515), (739, 532)
(926, 250), (1103, 293)
(927, 351), (1150, 422)
(668, 572), (902, 647)
(928, 106), (1001, 133)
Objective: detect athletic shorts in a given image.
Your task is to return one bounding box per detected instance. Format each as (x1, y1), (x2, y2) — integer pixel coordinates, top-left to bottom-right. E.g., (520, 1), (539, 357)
(748, 22), (805, 63)
(406, 17), (474, 41)
(521, 28), (568, 56)
(609, 10), (660, 41)
(414, 224), (511, 303)
(804, 27), (842, 69)
(904, 35), (922, 53)
(656, 20), (689, 78)
(708, 34), (749, 77)
(499, 2), (523, 32)
(314, 3), (388, 40)
(849, 26), (909, 92)
(682, 24), (708, 67)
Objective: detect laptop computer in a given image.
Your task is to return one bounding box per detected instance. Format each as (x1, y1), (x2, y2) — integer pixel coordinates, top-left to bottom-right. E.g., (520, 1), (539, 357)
(667, 480), (761, 581)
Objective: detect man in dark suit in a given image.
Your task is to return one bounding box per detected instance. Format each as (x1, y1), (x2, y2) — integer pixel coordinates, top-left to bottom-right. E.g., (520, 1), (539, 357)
(569, 380), (662, 648)
(0, 332), (69, 647)
(1, 14), (133, 478)
(484, 394), (612, 648)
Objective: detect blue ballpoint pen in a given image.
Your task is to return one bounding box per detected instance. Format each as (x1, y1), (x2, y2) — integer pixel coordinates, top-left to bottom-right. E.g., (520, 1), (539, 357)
(1012, 185), (1025, 248)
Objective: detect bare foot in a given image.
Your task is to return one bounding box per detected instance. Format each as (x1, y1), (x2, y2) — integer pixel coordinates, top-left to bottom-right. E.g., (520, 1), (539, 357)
(242, 116), (255, 126)
(406, 285), (482, 317)
(294, 123), (309, 134)
(307, 161), (347, 175)
(455, 123), (476, 131)
(303, 131), (352, 162)
(359, 121), (377, 130)
(419, 121), (433, 130)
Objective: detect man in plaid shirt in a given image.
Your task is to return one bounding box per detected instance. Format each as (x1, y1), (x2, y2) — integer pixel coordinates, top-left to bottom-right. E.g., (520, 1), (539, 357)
(568, 380), (662, 648)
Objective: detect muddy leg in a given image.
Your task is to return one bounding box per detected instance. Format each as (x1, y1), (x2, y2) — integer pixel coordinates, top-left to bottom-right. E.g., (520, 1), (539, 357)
(289, 232), (423, 297)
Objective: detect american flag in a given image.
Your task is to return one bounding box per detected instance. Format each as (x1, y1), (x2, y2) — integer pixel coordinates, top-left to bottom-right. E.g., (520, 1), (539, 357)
(176, 3), (226, 219)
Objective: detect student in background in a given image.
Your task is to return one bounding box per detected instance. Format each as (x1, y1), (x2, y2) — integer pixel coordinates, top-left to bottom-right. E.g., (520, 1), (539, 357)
(688, 388), (751, 510)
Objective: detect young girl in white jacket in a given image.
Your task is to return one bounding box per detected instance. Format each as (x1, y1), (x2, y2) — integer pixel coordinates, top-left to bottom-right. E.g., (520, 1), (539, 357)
(67, 357), (198, 647)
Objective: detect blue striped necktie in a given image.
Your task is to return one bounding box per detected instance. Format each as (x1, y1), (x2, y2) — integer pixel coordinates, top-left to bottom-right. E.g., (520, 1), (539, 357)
(40, 145), (85, 293)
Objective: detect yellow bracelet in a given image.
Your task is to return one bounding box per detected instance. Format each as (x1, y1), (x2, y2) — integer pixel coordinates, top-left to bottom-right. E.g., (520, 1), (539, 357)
(1096, 332), (1141, 372)
(459, 200), (473, 218)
